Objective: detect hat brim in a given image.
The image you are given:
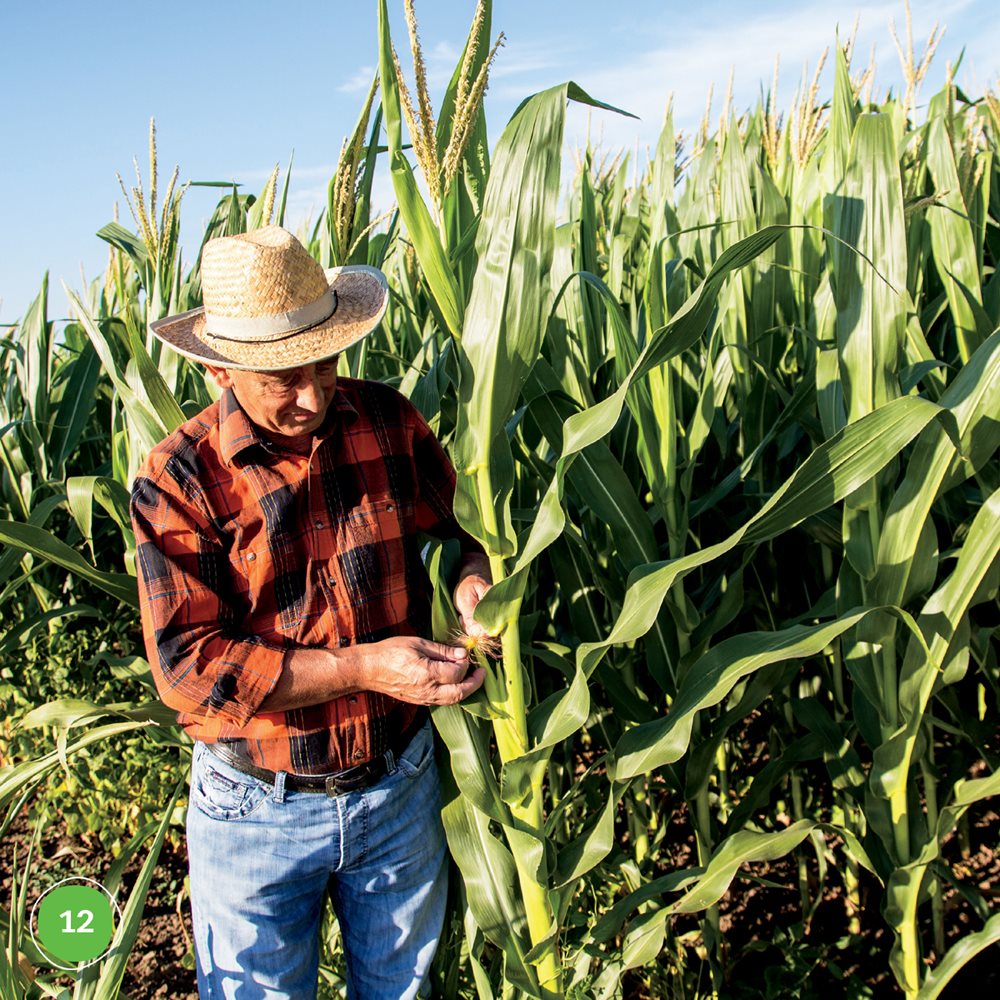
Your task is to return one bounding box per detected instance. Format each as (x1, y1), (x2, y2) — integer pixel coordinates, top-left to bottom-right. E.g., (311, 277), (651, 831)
(148, 265), (389, 371)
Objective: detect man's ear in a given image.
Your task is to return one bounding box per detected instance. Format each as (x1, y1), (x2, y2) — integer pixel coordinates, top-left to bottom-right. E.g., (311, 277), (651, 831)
(205, 365), (234, 389)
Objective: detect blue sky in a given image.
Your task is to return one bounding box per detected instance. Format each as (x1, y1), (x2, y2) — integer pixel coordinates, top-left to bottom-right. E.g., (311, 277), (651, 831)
(2, 0), (997, 323)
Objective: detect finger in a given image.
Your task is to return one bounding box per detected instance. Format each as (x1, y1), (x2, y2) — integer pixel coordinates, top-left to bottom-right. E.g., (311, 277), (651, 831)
(429, 659), (473, 686)
(438, 666), (485, 705)
(413, 637), (469, 661)
(454, 577), (490, 619)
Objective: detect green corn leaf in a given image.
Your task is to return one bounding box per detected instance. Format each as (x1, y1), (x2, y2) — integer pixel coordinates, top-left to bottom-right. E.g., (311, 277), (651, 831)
(916, 912), (1000, 1000)
(669, 820), (874, 915)
(19, 697), (175, 731)
(0, 605), (98, 659)
(524, 360), (656, 570)
(0, 721), (151, 810)
(871, 485), (1000, 802)
(873, 328), (1000, 608)
(439, 792), (538, 997)
(795, 697), (867, 792)
(433, 705), (509, 822)
(90, 779), (184, 1000)
(376, 0), (463, 339)
(124, 324), (186, 432)
(589, 869), (701, 945)
(552, 781), (622, 888)
(822, 42), (857, 193)
(621, 907), (669, 972)
(684, 660), (800, 799)
(574, 396), (938, 690)
(66, 476), (134, 565)
(924, 97), (991, 362)
(50, 341), (102, 478)
(830, 112), (906, 424)
(65, 287), (170, 455)
(16, 274), (53, 458)
(0, 521), (137, 607)
(96, 223), (150, 283)
(612, 606), (923, 781)
(454, 82), (624, 553)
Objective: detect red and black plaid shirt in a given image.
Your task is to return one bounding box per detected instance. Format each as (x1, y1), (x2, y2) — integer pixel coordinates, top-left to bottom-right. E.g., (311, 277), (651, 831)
(131, 378), (476, 773)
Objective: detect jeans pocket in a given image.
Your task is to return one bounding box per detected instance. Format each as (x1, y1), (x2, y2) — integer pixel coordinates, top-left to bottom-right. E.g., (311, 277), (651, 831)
(191, 745), (270, 821)
(394, 722), (434, 779)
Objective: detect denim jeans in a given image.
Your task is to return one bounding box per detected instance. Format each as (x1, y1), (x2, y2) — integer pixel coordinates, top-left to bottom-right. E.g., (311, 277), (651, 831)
(186, 721), (447, 999)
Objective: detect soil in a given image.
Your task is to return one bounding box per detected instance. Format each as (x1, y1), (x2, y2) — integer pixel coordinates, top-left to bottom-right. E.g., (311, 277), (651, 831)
(2, 798), (996, 999)
(1, 807), (196, 999)
(117, 835), (198, 1000)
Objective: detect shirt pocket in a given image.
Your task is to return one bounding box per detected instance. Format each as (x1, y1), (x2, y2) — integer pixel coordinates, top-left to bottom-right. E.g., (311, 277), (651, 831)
(230, 530), (271, 607)
(232, 530), (304, 634)
(337, 491), (408, 605)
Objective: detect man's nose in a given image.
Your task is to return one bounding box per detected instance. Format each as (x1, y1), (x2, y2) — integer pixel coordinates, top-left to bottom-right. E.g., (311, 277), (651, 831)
(294, 371), (325, 413)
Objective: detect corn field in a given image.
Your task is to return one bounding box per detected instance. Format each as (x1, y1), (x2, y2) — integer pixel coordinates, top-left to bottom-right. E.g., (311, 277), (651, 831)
(1, 1), (998, 996)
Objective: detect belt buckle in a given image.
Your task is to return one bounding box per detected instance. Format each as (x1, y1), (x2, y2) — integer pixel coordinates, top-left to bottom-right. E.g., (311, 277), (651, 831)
(324, 773), (346, 797)
(324, 764), (373, 797)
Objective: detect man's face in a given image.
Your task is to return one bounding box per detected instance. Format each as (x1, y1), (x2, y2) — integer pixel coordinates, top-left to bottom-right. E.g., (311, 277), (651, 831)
(207, 357), (339, 438)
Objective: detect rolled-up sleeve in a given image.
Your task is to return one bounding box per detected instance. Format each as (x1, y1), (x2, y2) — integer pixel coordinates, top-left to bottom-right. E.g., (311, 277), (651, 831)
(130, 471), (284, 729)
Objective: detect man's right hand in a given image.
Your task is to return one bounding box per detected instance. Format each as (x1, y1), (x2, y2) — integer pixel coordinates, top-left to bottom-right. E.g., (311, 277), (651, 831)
(355, 635), (486, 706)
(259, 635), (486, 713)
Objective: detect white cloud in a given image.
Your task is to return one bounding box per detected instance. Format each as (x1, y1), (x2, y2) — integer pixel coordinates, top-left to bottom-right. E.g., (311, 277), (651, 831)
(225, 163), (339, 186)
(429, 39), (462, 67)
(491, 37), (575, 81)
(337, 65), (377, 94)
(485, 0), (994, 156)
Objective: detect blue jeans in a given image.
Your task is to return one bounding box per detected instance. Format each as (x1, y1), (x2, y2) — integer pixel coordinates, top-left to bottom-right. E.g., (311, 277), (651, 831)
(186, 721), (447, 999)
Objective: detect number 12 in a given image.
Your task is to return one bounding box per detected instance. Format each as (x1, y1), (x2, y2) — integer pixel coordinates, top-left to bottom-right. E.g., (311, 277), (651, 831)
(59, 909), (95, 933)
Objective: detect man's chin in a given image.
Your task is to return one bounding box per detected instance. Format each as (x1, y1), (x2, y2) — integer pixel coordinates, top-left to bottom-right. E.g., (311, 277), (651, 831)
(281, 417), (322, 435)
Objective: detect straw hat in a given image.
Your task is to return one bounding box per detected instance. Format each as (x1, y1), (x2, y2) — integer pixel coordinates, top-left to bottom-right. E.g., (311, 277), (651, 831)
(148, 226), (389, 371)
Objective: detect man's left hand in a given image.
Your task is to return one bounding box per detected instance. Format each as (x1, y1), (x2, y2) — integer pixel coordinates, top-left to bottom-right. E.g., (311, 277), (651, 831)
(454, 554), (492, 636)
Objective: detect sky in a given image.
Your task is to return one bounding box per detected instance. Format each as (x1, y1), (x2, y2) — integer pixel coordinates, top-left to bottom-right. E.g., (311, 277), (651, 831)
(2, 0), (997, 324)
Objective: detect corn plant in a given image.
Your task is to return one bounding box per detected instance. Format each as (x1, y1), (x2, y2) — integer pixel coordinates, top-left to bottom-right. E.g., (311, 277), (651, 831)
(376, 7), (998, 997)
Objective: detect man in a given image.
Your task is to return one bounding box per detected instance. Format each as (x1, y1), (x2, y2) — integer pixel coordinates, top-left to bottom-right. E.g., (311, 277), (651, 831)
(130, 226), (490, 999)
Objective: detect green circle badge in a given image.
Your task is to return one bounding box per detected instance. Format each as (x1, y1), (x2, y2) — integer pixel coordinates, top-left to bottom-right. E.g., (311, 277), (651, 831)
(32, 879), (117, 967)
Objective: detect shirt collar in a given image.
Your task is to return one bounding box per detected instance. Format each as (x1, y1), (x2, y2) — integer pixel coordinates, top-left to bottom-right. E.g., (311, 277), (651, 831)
(218, 387), (360, 466)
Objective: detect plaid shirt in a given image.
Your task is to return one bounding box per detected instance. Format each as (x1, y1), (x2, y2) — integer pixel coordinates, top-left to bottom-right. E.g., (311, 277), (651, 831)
(131, 378), (475, 773)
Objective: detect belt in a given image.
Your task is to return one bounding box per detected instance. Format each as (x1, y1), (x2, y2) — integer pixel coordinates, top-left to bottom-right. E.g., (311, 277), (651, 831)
(204, 710), (427, 797)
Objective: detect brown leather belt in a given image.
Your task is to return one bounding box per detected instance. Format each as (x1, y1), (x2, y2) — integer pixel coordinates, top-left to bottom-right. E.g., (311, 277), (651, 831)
(204, 710), (427, 797)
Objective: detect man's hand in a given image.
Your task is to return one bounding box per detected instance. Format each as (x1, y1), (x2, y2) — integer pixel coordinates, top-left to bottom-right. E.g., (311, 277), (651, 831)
(362, 636), (485, 706)
(454, 553), (492, 636)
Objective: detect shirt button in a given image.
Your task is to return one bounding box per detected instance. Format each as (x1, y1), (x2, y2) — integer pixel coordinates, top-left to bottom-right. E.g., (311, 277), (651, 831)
(353, 749), (365, 761)
(314, 520), (324, 529)
(385, 504), (394, 512)
(247, 552), (256, 562)
(328, 578), (336, 587)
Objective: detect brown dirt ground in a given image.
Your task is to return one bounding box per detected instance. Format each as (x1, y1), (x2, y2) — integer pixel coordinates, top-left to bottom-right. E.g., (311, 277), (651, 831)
(3, 800), (996, 999)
